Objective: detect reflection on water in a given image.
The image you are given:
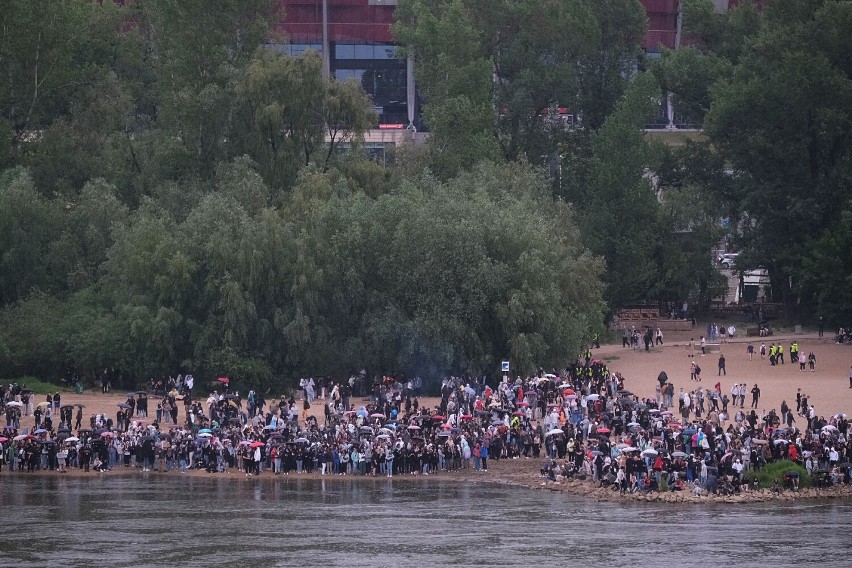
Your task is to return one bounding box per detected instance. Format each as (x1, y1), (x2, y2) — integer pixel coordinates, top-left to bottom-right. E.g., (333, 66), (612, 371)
(1, 476), (850, 567)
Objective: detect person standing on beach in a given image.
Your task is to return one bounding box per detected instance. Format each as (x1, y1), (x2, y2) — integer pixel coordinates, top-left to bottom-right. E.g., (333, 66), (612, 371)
(747, 343), (754, 361)
(688, 338), (695, 358)
(718, 354), (726, 376)
(848, 365), (852, 389)
(750, 384), (760, 409)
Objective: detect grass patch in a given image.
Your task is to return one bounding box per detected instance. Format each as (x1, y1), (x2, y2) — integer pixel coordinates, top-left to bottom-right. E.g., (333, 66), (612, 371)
(746, 459), (811, 489)
(4, 376), (69, 395)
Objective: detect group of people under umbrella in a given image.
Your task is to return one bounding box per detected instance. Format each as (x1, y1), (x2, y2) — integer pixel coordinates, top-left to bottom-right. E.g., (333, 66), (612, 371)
(2, 360), (852, 497)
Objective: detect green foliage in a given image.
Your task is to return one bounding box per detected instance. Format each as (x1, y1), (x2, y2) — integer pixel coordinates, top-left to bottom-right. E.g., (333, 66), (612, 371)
(703, 1), (852, 311)
(748, 459), (812, 489)
(799, 208), (852, 325)
(395, 0), (647, 174)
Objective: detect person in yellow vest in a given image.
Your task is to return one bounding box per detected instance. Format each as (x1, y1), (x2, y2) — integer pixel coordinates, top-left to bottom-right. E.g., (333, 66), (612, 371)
(778, 344), (785, 364)
(769, 344), (777, 365)
(790, 342), (798, 364)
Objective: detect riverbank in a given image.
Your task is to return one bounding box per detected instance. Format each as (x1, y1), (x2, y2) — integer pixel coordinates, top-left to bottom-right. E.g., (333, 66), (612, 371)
(7, 453), (851, 505)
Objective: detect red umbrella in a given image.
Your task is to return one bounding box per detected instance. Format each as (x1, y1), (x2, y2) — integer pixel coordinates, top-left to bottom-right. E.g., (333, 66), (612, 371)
(440, 423), (452, 430)
(512, 411), (525, 417)
(431, 415), (445, 421)
(667, 423), (682, 429)
(564, 388), (575, 395)
(460, 414), (473, 420)
(249, 441), (265, 448)
(217, 377), (230, 384)
(516, 401), (529, 407)
(596, 427), (611, 433)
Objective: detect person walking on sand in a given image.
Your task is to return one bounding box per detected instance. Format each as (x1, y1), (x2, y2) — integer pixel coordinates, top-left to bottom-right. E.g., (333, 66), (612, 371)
(848, 365), (852, 389)
(747, 342), (754, 361)
(718, 354), (726, 376)
(760, 342), (766, 360)
(750, 384), (761, 409)
(688, 338), (695, 358)
(656, 328), (663, 345)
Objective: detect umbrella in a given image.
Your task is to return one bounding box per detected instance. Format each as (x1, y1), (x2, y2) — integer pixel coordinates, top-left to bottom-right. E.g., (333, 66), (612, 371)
(431, 415), (445, 421)
(100, 431), (115, 437)
(407, 425), (420, 431)
(460, 414), (473, 420)
(512, 411), (526, 417)
(596, 427), (611, 434)
(590, 450), (603, 457)
(13, 434), (32, 441)
(671, 451), (687, 458)
(641, 448), (658, 457)
(198, 428), (213, 434)
(821, 425), (838, 432)
(546, 429), (564, 437)
(620, 446), (639, 453)
(377, 434), (391, 440)
(249, 441), (265, 448)
(773, 439), (790, 445)
(64, 436), (80, 443)
(217, 377), (230, 384)
(34, 428), (47, 434)
(627, 422), (641, 428)
(5, 401), (22, 407)
(295, 438), (309, 444)
(370, 413), (385, 419)
(198, 432), (213, 438)
(0, 437), (7, 443)
(60, 404), (74, 410)
(37, 402), (50, 407)
(516, 401), (529, 407)
(544, 373), (557, 378)
(118, 403), (131, 409)
(437, 431), (451, 437)
(440, 423), (453, 430)
(359, 426), (374, 434)
(667, 423), (682, 429)
(586, 394), (600, 401)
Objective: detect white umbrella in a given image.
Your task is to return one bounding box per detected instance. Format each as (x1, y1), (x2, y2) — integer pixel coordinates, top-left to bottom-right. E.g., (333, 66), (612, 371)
(5, 401), (22, 407)
(64, 436), (79, 443)
(544, 373), (557, 378)
(620, 446), (639, 453)
(546, 429), (564, 436)
(641, 448), (658, 457)
(586, 394), (600, 401)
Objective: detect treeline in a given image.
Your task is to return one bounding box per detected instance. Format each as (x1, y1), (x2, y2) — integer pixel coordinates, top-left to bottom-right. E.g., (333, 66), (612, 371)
(1, 0), (849, 388)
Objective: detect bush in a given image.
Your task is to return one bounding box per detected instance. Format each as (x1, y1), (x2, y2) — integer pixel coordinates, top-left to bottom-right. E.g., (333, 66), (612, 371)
(747, 459), (811, 489)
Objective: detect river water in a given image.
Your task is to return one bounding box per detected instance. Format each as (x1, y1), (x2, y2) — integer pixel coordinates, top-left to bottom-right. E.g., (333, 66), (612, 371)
(2, 476), (850, 567)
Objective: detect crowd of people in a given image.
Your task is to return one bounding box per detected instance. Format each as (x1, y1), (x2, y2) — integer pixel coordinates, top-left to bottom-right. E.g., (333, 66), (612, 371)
(1, 346), (851, 499)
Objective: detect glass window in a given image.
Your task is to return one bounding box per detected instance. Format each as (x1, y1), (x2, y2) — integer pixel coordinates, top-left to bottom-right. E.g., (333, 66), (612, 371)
(354, 45), (374, 59)
(291, 44), (321, 56)
(335, 44), (355, 59)
(336, 69), (366, 84)
(375, 45), (398, 60)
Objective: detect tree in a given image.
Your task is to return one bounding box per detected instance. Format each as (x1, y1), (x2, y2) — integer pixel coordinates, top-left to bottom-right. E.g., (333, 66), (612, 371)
(700, 0), (852, 314)
(561, 73), (662, 309)
(237, 50), (377, 187)
(395, 0), (647, 174)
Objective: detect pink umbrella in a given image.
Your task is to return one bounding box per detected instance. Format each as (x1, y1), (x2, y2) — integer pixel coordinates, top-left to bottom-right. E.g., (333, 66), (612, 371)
(217, 377), (230, 384)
